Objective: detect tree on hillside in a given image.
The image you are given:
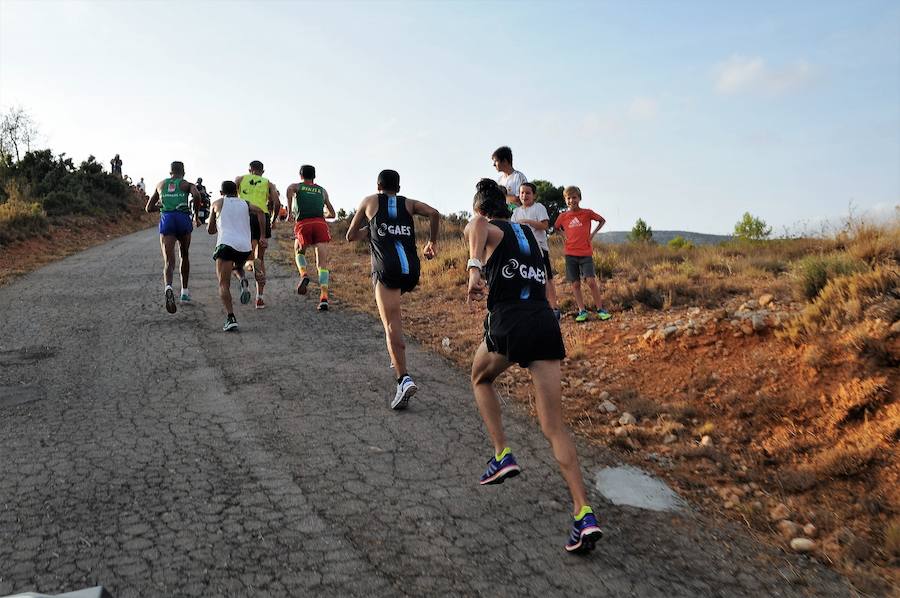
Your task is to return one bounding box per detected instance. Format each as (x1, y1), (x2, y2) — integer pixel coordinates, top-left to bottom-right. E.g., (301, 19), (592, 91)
(628, 218), (654, 243)
(733, 212), (772, 241)
(336, 208), (347, 220)
(0, 107), (39, 163)
(532, 179), (565, 227)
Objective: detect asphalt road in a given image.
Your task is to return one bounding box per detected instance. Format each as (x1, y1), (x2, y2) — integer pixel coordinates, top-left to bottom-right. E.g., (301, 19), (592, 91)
(0, 227), (853, 597)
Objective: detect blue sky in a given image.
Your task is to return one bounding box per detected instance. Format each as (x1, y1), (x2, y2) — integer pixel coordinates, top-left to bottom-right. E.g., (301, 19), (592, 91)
(1, 0), (898, 234)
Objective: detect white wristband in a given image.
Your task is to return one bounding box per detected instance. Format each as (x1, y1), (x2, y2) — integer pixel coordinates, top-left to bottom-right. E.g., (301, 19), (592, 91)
(466, 258), (483, 271)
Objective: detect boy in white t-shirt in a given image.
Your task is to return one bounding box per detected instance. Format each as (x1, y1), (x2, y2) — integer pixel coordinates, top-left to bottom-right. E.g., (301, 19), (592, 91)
(511, 182), (559, 318)
(492, 145), (527, 212)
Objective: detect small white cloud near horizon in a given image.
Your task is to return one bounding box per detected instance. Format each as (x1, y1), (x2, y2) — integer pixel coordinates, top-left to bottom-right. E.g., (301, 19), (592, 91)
(627, 97), (659, 121)
(715, 56), (816, 96)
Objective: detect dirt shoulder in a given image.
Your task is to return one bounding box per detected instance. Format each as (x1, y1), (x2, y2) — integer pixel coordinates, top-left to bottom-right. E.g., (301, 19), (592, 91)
(274, 223), (898, 596)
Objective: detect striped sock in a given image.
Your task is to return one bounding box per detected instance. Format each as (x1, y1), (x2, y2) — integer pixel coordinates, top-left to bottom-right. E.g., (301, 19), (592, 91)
(295, 250), (307, 278)
(318, 268), (329, 299)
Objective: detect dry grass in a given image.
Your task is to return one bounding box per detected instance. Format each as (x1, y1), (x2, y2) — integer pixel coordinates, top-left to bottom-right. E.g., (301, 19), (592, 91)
(0, 181), (48, 246)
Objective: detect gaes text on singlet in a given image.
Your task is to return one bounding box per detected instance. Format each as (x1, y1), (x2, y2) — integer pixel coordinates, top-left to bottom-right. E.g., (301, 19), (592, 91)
(369, 194), (420, 279)
(293, 183), (326, 220)
(239, 174), (270, 214)
(161, 178), (190, 213)
(484, 219), (547, 310)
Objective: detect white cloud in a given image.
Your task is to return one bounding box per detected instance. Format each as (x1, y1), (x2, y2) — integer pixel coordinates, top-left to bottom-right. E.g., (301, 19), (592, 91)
(715, 56), (815, 96)
(627, 97), (659, 121)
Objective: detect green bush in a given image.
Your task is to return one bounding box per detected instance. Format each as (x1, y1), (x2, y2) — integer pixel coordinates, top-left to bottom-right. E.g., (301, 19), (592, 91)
(668, 235), (694, 249)
(795, 254), (869, 300)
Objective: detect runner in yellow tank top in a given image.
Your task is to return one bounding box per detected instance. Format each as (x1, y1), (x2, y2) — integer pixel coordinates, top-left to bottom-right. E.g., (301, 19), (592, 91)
(235, 160), (281, 309)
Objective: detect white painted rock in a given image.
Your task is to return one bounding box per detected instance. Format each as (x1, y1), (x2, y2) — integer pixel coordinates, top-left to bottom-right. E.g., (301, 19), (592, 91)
(790, 538), (816, 553)
(441, 337), (451, 350)
(700, 435), (713, 447)
(619, 412), (637, 426)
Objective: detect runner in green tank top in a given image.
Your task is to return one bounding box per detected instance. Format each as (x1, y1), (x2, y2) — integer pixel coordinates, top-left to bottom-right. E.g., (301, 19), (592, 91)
(235, 160), (280, 309)
(145, 161), (202, 314)
(286, 165), (336, 311)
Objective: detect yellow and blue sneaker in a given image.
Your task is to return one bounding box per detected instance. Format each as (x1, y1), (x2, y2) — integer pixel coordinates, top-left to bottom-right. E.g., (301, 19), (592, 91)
(565, 507), (603, 554)
(596, 309), (612, 321)
(479, 450), (521, 485)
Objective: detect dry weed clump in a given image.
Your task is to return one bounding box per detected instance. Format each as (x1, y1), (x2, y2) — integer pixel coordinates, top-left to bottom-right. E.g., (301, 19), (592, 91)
(0, 182), (48, 246)
(825, 377), (890, 428)
(786, 267), (900, 340)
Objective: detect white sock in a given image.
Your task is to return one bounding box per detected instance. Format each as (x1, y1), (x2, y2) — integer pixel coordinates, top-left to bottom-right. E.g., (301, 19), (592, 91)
(165, 284), (172, 291)
(181, 288), (189, 296)
(257, 294), (264, 300)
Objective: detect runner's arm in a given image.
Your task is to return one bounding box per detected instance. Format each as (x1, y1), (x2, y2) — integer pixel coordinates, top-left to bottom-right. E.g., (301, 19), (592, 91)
(145, 186), (161, 213)
(207, 200), (220, 235)
(322, 190), (336, 219)
(185, 182), (202, 227)
(464, 217), (488, 302)
(285, 184), (296, 221)
(268, 182), (281, 220)
(410, 199), (440, 259)
(345, 197), (371, 242)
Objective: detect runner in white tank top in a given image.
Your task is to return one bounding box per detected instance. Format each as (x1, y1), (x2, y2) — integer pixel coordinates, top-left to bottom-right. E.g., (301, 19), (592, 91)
(208, 181), (265, 331)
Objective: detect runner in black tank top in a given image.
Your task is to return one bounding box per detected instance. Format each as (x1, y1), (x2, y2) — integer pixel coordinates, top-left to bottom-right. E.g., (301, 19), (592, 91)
(346, 170), (441, 411)
(464, 179), (602, 555)
(369, 193), (421, 293)
(482, 219), (565, 367)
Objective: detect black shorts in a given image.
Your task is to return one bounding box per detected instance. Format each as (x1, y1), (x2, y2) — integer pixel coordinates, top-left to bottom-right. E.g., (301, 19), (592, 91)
(249, 214), (272, 241)
(542, 249), (554, 278)
(484, 303), (566, 367)
(372, 271), (419, 294)
(213, 244), (252, 269)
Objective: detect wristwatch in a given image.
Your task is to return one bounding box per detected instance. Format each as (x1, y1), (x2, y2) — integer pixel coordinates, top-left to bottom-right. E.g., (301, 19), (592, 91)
(466, 258), (483, 271)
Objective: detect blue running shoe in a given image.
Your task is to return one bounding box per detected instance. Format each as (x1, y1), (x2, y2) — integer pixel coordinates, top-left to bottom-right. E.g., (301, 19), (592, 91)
(479, 452), (521, 485)
(565, 510), (603, 554)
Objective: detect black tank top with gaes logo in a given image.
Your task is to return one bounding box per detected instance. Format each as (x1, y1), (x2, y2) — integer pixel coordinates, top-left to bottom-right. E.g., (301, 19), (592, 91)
(484, 220), (548, 310)
(369, 194), (420, 279)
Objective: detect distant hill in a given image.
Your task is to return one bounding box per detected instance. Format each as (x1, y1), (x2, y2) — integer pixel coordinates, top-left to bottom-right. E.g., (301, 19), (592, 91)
(594, 230), (733, 246)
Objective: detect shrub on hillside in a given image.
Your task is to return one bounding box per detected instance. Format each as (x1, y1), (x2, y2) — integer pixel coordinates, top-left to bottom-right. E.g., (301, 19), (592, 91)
(0, 182), (47, 245)
(668, 235), (694, 249)
(794, 253), (869, 300)
(0, 150), (132, 219)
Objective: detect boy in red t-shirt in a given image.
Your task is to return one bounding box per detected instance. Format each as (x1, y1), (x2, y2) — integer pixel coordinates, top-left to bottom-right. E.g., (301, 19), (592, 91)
(553, 186), (612, 322)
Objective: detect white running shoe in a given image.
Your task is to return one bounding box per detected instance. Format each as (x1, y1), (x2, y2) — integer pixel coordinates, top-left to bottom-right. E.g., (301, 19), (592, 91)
(391, 375), (417, 410)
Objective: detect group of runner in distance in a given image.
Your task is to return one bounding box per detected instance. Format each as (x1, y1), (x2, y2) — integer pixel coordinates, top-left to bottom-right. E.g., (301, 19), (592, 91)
(144, 147), (606, 554)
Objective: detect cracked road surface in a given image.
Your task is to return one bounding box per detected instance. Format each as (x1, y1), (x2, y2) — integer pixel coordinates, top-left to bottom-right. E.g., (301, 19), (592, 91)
(0, 228), (853, 597)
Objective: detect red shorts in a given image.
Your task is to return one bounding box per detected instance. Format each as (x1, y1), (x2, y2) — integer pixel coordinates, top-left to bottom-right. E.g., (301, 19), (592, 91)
(294, 217), (332, 248)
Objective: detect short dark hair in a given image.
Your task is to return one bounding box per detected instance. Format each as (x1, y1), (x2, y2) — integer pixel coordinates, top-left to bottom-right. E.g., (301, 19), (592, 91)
(300, 165), (316, 179)
(221, 180), (237, 195)
(473, 179), (508, 219)
(170, 161), (185, 176)
(491, 146), (513, 164)
(521, 182), (536, 194)
(249, 160), (264, 172)
(377, 169), (400, 193)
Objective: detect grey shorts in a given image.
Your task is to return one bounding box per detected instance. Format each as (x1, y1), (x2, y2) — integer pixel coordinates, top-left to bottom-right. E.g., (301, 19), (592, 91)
(565, 255), (595, 282)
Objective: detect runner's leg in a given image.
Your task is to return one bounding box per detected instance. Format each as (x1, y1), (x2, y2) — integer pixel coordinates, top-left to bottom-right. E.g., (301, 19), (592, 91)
(470, 341), (513, 455)
(374, 282), (406, 377)
(177, 233), (191, 291)
(160, 235), (176, 287)
(255, 239), (267, 297)
(547, 277), (559, 309)
(315, 243), (330, 301)
(528, 359), (590, 514)
(216, 258), (234, 314)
